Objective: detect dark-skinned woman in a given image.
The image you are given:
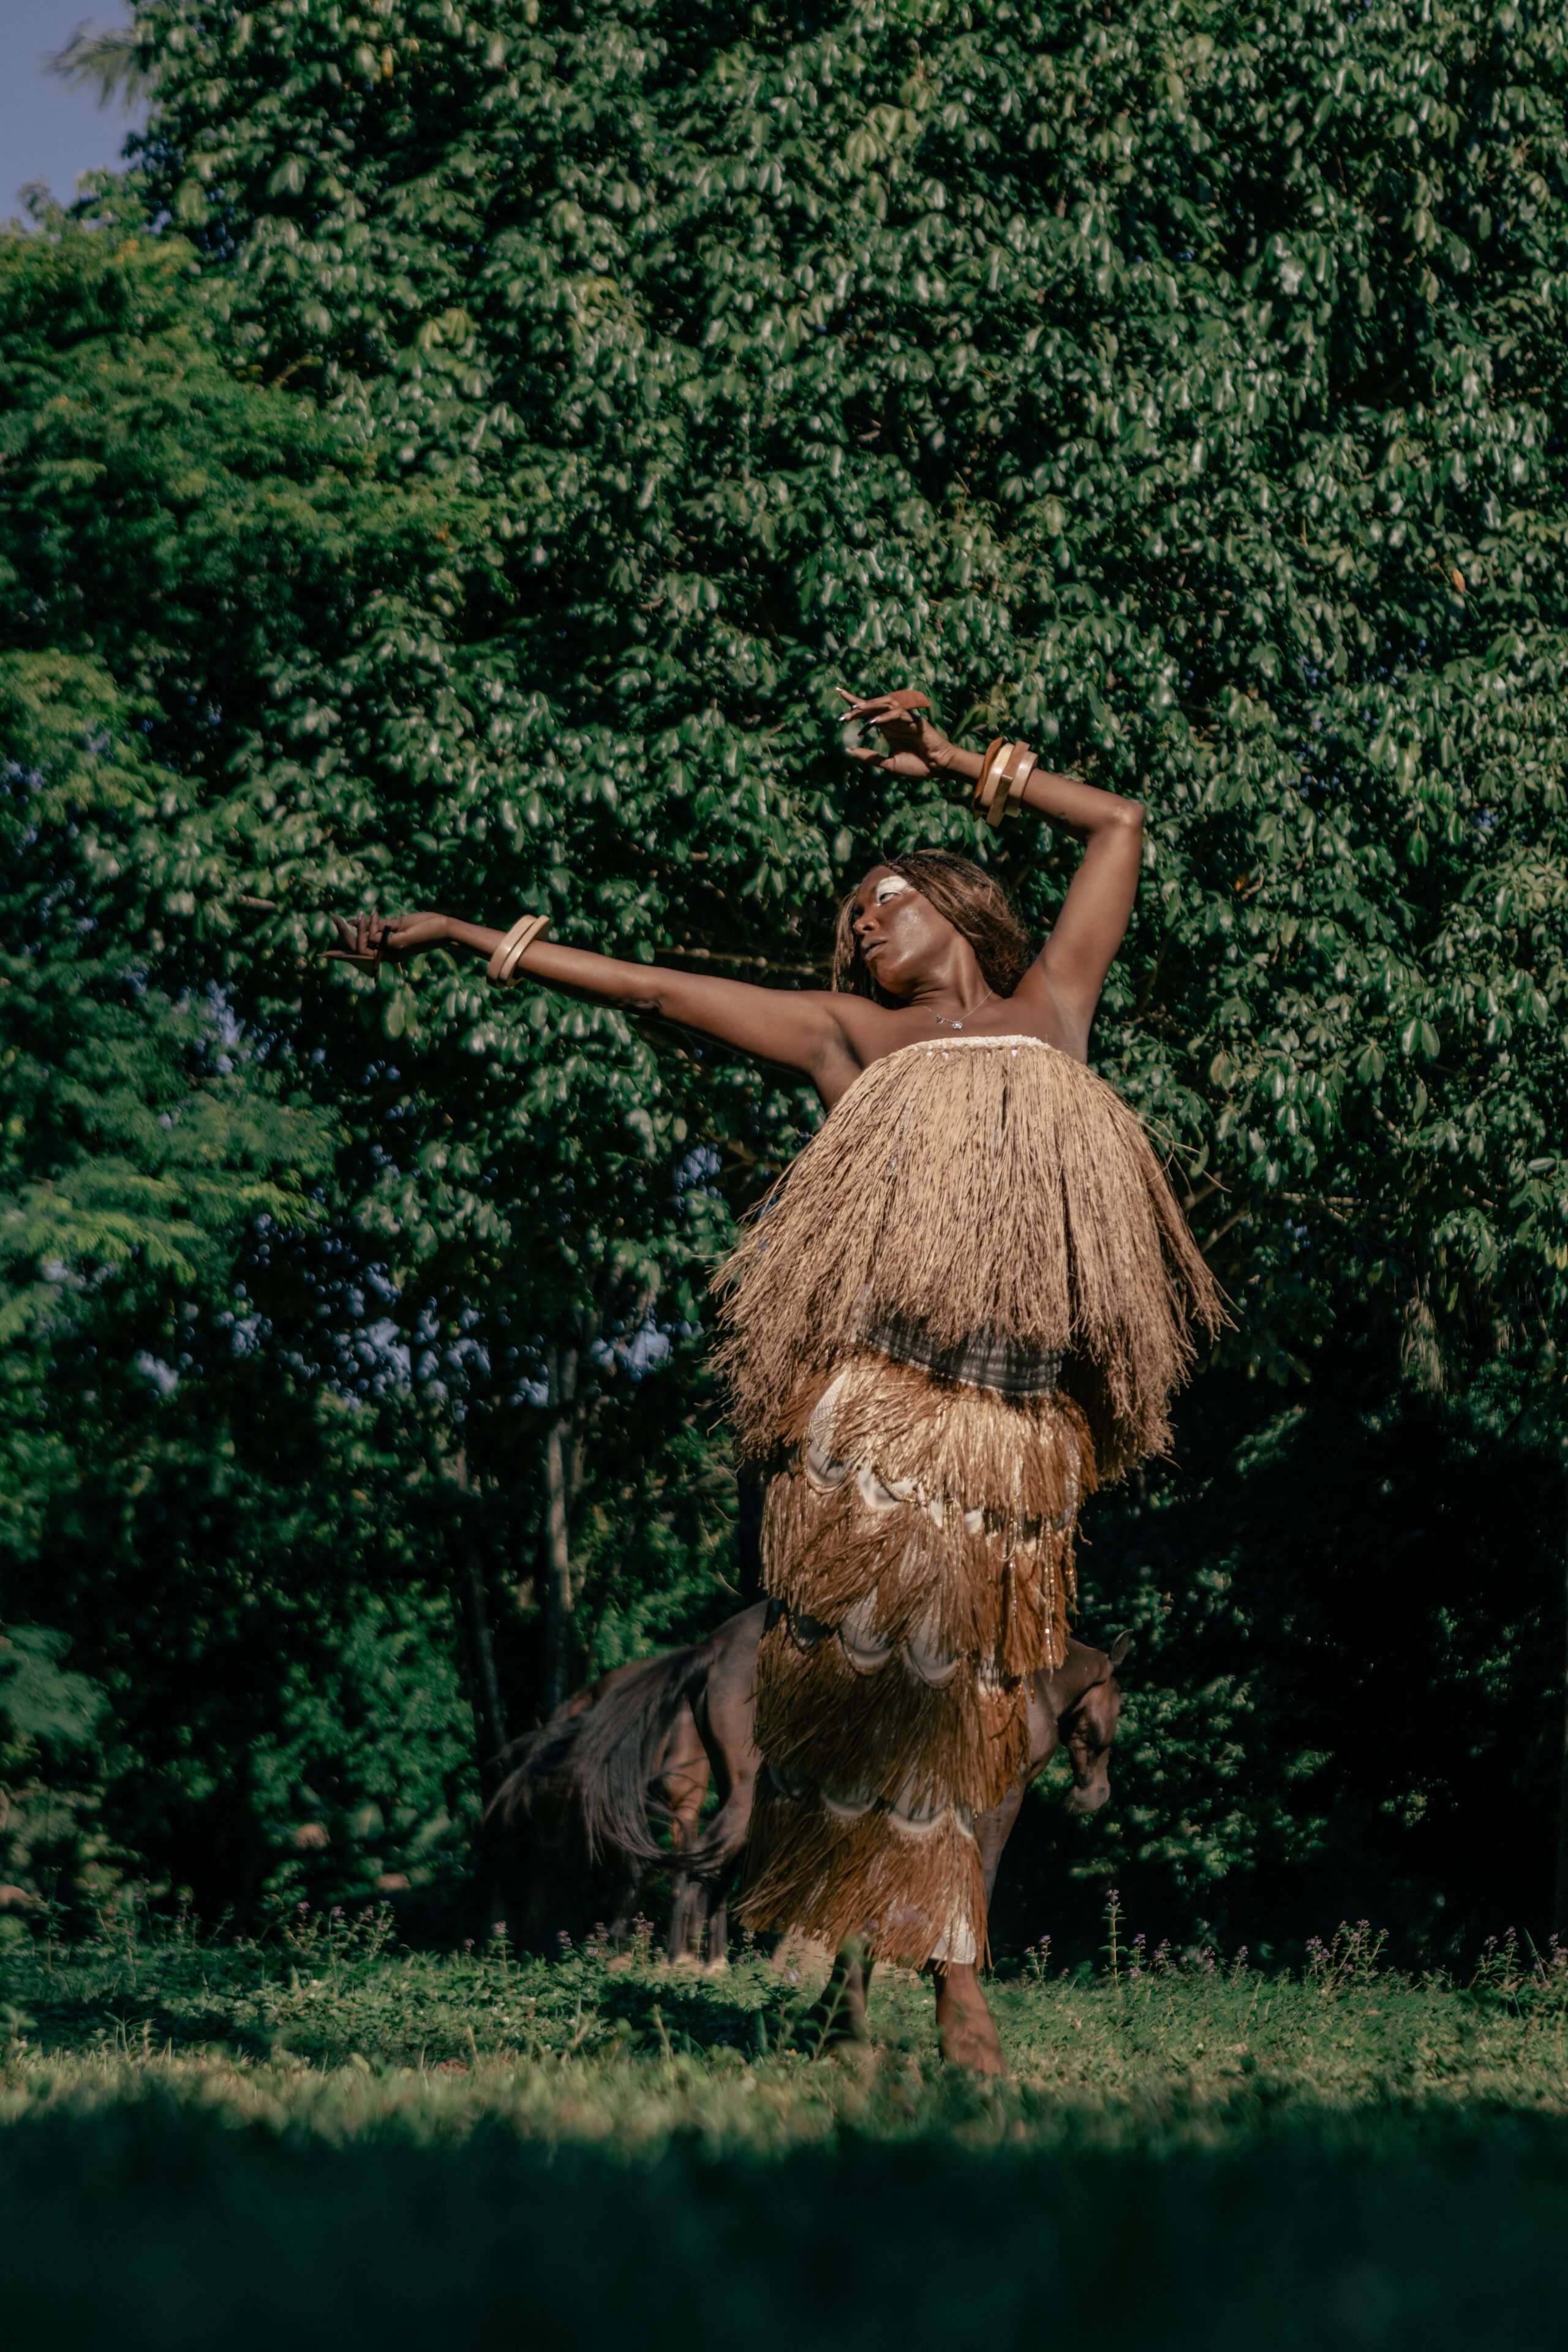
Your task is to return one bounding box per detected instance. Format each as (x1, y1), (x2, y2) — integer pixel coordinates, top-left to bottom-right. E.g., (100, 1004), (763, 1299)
(330, 691), (1220, 2075)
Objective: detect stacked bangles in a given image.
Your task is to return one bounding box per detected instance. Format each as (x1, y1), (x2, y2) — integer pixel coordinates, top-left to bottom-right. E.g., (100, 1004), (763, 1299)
(486, 911), (550, 984)
(973, 739), (1039, 828)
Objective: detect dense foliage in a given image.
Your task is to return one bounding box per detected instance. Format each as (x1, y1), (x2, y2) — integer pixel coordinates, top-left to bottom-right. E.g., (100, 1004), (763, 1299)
(1, 0), (1566, 1951)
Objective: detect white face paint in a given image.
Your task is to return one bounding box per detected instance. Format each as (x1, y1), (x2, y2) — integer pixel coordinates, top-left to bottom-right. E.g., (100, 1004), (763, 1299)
(872, 875), (913, 907)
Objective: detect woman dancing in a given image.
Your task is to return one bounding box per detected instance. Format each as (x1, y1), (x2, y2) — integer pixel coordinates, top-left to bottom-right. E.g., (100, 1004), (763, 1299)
(331, 691), (1221, 2073)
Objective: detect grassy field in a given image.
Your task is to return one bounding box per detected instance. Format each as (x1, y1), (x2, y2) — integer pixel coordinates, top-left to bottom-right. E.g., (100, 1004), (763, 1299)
(4, 1912), (1567, 2351)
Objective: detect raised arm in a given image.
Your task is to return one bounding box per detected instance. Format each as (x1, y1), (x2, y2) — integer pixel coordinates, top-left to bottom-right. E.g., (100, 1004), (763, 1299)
(842, 692), (1144, 1051)
(997, 772), (1142, 1046)
(326, 911), (846, 1080)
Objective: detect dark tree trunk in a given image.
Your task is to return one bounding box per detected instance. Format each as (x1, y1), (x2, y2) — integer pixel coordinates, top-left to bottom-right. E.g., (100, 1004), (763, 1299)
(459, 1532), (508, 1800)
(452, 1448), (508, 1800)
(411, 1337), (510, 1806)
(541, 1346), (581, 1712)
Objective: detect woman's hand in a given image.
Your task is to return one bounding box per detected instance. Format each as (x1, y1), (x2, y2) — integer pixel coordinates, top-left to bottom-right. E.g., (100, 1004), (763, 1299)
(837, 686), (956, 781)
(325, 910), (450, 967)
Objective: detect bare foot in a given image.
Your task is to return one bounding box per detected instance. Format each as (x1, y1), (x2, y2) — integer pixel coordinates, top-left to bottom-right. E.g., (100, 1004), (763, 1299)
(805, 1940), (873, 2049)
(932, 1964), (1009, 2076)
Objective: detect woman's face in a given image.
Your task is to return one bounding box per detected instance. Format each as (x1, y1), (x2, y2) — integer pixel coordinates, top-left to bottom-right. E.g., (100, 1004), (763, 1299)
(850, 866), (954, 997)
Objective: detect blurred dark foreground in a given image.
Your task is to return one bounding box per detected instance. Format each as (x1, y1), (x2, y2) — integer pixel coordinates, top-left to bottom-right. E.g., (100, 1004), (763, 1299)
(2, 1922), (1566, 2351)
(6, 2093), (1568, 2352)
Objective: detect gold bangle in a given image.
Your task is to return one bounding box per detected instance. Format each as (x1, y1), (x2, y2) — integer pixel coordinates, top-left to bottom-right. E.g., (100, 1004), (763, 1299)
(976, 741), (1012, 819)
(973, 738), (1006, 811)
(979, 740), (1019, 823)
(993, 745), (1037, 826)
(486, 913), (549, 985)
(987, 743), (1028, 829)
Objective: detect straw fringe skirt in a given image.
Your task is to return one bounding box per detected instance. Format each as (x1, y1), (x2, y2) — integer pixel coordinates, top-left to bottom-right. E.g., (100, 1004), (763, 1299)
(738, 1352), (1092, 1967)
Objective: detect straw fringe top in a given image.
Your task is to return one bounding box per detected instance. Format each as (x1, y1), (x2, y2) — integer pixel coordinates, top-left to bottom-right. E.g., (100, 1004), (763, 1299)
(712, 1030), (1224, 1478)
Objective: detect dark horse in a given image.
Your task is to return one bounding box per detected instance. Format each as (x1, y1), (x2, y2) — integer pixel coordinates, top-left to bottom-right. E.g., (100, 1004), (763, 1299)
(487, 1605), (1128, 1962)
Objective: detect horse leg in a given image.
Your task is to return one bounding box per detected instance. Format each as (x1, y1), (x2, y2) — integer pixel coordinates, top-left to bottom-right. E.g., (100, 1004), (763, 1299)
(666, 1873), (703, 1963)
(973, 1670), (1061, 1923)
(698, 1837), (751, 1970)
(975, 1776), (1031, 1910)
(606, 1863), (644, 1948)
(679, 1605), (763, 1968)
(691, 1618), (761, 1848)
(703, 1882), (728, 1969)
(654, 1698), (712, 1964)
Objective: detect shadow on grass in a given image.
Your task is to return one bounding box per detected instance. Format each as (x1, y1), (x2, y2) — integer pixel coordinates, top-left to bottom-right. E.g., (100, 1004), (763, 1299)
(3, 2090), (1568, 2351)
(20, 1990), (281, 2064)
(592, 1967), (807, 2056)
(15, 1942), (818, 2068)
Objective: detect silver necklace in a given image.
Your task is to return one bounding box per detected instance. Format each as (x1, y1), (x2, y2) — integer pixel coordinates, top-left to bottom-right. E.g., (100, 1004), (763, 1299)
(931, 989), (994, 1033)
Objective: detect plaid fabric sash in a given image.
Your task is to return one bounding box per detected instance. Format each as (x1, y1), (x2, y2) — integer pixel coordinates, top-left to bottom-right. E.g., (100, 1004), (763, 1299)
(862, 1315), (1063, 1400)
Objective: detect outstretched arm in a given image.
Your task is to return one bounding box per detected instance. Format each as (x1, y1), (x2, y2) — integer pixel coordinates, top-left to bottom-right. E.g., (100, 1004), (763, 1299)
(842, 691), (1144, 1050)
(327, 911), (846, 1080)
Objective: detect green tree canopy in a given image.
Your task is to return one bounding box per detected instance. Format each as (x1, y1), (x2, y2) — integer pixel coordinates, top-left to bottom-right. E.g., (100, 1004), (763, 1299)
(122, 0), (1568, 1388)
(2, 0), (1566, 1943)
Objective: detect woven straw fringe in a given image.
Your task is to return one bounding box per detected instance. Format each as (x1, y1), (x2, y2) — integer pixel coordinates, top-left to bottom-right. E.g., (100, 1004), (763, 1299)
(760, 1360), (1085, 1681)
(754, 1620), (1032, 1819)
(761, 1479), (1069, 1685)
(740, 1777), (987, 1969)
(734, 1352), (1084, 1962)
(714, 1036), (1223, 1480)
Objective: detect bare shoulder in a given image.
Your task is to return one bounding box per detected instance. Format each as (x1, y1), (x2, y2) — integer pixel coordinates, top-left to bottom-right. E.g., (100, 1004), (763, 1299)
(812, 995), (914, 1106)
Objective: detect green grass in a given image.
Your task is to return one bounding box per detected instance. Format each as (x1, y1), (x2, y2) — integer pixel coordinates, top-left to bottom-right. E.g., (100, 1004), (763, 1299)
(3, 1915), (1567, 2350)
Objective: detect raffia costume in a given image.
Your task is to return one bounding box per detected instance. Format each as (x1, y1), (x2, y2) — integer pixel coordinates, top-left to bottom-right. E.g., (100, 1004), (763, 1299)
(714, 1033), (1220, 1967)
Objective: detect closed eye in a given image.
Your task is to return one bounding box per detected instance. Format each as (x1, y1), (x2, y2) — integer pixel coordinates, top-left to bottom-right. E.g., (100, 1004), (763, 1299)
(874, 877), (911, 906)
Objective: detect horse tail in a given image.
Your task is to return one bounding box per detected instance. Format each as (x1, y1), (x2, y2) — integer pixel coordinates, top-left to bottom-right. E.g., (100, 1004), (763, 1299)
(483, 1702), (590, 1837)
(557, 1645), (710, 1867)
